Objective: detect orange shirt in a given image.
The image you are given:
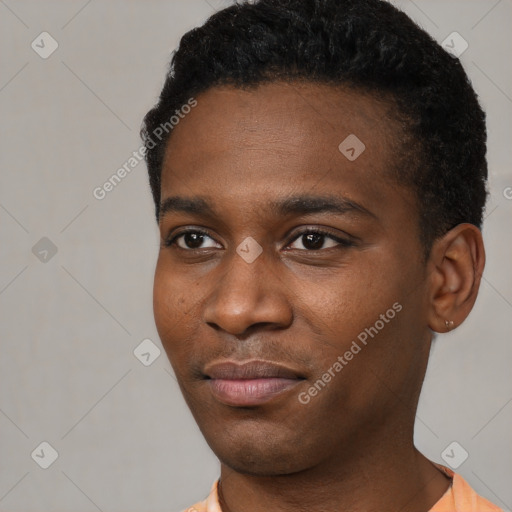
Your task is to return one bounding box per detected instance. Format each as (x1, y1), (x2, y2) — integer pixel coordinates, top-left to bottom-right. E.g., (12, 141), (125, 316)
(181, 464), (503, 512)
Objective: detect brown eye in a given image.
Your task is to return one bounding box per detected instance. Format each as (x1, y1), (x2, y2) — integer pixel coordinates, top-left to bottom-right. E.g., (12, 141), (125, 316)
(287, 229), (354, 251)
(165, 230), (220, 250)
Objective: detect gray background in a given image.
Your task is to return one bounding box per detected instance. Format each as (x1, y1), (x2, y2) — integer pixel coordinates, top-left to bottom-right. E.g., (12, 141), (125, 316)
(0, 1), (510, 511)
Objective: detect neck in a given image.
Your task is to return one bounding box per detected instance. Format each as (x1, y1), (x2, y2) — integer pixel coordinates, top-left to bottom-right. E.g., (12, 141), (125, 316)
(217, 424), (451, 512)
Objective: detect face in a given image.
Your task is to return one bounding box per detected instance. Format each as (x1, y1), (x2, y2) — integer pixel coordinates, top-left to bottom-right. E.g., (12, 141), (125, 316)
(154, 82), (432, 476)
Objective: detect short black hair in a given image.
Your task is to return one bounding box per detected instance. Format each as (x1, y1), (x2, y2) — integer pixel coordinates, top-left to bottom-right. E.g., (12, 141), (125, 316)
(141, 0), (487, 256)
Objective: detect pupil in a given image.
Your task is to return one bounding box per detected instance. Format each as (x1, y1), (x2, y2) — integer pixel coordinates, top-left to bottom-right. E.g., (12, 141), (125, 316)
(185, 233), (204, 249)
(304, 233), (323, 250)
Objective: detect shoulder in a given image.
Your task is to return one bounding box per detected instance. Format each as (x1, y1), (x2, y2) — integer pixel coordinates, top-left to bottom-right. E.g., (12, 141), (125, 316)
(177, 479), (220, 512)
(430, 464), (504, 512)
(179, 506), (206, 512)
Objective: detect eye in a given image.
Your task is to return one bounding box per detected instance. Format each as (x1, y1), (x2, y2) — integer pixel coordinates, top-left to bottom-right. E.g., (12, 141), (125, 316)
(287, 228), (354, 251)
(164, 227), (354, 252)
(164, 229), (220, 250)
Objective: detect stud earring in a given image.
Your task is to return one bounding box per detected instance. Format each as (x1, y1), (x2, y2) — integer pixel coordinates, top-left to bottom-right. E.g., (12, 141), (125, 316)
(445, 320), (455, 330)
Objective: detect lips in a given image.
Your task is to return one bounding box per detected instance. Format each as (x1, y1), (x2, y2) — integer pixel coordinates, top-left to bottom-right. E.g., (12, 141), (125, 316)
(204, 360), (304, 406)
(204, 360), (302, 380)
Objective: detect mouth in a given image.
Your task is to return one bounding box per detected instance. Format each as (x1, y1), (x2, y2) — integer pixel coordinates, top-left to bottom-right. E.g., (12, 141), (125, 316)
(203, 359), (305, 407)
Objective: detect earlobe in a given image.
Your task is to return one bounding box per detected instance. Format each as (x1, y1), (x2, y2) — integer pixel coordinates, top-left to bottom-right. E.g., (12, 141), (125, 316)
(427, 223), (485, 333)
(444, 319), (455, 331)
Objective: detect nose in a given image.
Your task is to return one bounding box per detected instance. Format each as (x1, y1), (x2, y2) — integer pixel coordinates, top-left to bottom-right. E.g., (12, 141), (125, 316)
(202, 244), (293, 336)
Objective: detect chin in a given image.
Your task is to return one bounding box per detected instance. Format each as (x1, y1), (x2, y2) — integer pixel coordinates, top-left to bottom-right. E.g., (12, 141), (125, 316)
(202, 426), (315, 476)
(217, 449), (306, 476)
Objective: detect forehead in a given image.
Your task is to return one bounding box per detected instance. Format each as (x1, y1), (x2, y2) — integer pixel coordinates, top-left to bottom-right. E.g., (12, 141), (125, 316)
(164, 81), (395, 172)
(160, 81), (411, 223)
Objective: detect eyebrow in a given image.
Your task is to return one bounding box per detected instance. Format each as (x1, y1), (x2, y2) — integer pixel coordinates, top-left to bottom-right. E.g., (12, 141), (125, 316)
(158, 194), (376, 222)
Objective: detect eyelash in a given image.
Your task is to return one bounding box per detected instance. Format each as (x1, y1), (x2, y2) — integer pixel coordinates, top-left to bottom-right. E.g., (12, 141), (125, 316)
(163, 227), (355, 252)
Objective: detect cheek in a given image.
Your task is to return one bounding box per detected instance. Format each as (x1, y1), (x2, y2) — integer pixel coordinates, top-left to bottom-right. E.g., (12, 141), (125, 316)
(304, 266), (415, 381)
(153, 259), (193, 352)
(314, 267), (397, 338)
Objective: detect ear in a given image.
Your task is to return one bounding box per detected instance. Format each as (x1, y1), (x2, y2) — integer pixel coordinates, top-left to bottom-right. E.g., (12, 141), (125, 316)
(426, 223), (485, 333)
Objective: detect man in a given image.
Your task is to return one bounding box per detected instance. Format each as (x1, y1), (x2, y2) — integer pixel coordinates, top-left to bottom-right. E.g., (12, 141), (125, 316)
(141, 0), (502, 510)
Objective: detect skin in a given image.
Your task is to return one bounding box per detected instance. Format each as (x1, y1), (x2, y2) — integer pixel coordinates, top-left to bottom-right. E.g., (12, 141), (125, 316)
(153, 81), (485, 512)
